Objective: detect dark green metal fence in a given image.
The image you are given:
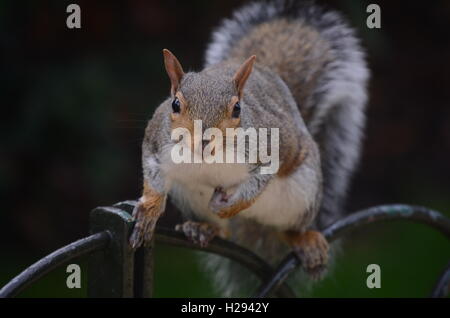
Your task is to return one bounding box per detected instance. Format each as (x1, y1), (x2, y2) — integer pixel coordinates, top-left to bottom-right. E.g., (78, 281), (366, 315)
(1, 202), (449, 298)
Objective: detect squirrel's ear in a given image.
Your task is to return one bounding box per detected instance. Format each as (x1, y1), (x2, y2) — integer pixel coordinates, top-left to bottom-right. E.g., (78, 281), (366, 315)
(233, 55), (256, 99)
(163, 49), (185, 95)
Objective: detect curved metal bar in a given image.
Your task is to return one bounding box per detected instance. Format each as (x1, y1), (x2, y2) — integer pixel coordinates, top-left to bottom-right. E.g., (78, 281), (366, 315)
(2, 204), (447, 298)
(0, 231), (111, 298)
(323, 205), (450, 240)
(116, 200), (296, 297)
(431, 261), (450, 298)
(254, 204), (450, 298)
(155, 226), (296, 298)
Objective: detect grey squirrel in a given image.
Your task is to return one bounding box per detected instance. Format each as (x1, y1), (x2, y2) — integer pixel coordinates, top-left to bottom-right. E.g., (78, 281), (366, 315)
(129, 0), (369, 296)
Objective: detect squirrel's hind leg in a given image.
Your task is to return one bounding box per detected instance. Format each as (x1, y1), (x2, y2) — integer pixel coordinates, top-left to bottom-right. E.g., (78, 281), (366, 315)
(282, 230), (330, 280)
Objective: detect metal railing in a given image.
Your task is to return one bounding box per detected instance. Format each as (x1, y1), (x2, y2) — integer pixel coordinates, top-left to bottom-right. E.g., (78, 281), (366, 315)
(1, 201), (449, 298)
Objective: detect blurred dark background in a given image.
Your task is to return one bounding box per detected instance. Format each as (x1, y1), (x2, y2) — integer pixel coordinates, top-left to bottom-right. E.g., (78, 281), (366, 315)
(1, 0), (449, 297)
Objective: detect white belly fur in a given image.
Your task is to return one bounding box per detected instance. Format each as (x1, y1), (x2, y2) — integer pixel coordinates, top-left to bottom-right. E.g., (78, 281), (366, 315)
(160, 152), (319, 231)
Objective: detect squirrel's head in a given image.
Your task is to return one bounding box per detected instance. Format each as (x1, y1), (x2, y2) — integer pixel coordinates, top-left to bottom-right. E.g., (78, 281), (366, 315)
(162, 49), (255, 138)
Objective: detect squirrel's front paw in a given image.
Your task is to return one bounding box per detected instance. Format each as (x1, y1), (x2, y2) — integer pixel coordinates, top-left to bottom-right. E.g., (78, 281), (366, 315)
(285, 230), (329, 280)
(129, 202), (159, 250)
(208, 187), (231, 213)
(208, 187), (253, 219)
(175, 221), (220, 247)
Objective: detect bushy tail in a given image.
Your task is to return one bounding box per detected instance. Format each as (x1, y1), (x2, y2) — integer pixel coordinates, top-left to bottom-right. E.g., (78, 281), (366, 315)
(205, 0), (369, 229)
(203, 0), (369, 296)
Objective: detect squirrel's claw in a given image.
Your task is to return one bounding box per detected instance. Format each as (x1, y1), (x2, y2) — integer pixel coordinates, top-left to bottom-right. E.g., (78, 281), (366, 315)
(175, 221), (219, 247)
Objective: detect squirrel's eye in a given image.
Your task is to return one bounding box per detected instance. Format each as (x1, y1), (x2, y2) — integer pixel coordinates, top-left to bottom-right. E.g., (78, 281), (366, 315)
(172, 98), (181, 113)
(232, 101), (241, 118)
